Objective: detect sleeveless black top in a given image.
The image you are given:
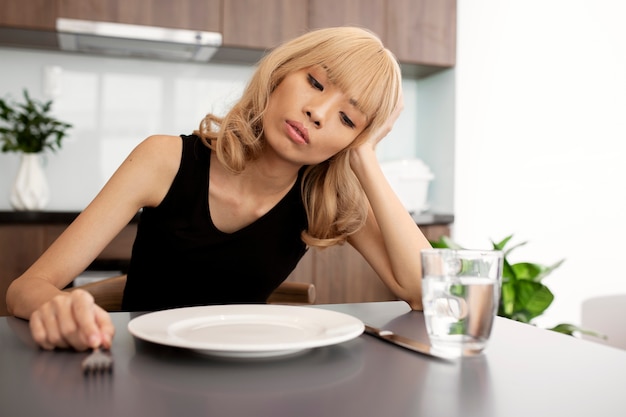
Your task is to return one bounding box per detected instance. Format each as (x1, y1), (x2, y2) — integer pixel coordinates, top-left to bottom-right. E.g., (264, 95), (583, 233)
(121, 134), (308, 311)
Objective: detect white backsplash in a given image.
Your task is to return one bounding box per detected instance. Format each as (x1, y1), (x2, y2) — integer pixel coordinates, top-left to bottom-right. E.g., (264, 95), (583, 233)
(0, 46), (428, 211)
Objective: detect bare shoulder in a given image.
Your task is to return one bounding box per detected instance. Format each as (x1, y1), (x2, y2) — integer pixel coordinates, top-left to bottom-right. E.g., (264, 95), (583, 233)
(104, 134), (184, 208)
(131, 134), (182, 168)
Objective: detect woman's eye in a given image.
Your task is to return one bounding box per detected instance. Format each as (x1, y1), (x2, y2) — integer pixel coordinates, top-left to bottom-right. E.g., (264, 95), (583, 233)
(340, 112), (356, 129)
(307, 74), (324, 91)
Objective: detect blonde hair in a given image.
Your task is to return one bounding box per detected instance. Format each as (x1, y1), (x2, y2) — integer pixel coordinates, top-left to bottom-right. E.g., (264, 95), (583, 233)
(195, 26), (402, 248)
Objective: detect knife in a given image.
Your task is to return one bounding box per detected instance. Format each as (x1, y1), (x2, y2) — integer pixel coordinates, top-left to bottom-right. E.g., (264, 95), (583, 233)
(363, 324), (457, 361)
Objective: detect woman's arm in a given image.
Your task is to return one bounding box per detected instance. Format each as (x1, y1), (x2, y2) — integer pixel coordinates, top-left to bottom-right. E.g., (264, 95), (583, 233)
(348, 96), (431, 310)
(6, 134), (182, 350)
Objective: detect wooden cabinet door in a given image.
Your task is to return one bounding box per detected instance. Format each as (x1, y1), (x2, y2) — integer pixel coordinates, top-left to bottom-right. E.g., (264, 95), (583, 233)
(286, 223), (450, 304)
(386, 0), (456, 66)
(0, 0), (57, 30)
(308, 0), (385, 40)
(222, 0), (307, 49)
(0, 226), (49, 316)
(309, 0), (455, 68)
(0, 222), (138, 317)
(58, 0), (221, 32)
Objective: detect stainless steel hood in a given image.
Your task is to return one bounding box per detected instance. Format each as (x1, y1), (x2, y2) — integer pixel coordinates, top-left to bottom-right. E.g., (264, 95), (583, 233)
(56, 18), (222, 62)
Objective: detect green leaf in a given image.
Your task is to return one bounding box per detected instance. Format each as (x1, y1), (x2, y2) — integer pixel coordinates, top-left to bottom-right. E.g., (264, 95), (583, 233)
(510, 311), (532, 323)
(511, 262), (543, 281)
(429, 237), (450, 248)
(502, 256), (516, 281)
(492, 235), (514, 251)
(534, 259), (565, 282)
(0, 89), (72, 154)
(431, 235), (603, 338)
(492, 234), (529, 257)
(514, 280), (554, 320)
(443, 235), (464, 249)
(549, 323), (607, 339)
(429, 235), (465, 249)
(499, 281), (516, 317)
(448, 321), (467, 335)
(449, 283), (466, 297)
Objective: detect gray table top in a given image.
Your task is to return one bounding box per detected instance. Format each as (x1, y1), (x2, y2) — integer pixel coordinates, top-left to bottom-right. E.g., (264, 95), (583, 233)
(1, 301), (625, 417)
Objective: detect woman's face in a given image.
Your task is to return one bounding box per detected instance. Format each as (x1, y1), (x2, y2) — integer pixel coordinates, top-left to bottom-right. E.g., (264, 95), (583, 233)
(262, 66), (368, 166)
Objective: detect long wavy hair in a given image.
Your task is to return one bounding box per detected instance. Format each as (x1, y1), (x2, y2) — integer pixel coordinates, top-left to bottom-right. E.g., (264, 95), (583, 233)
(195, 26), (402, 248)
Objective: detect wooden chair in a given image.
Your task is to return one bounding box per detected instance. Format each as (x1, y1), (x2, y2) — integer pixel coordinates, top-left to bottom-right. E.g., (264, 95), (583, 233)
(66, 275), (316, 311)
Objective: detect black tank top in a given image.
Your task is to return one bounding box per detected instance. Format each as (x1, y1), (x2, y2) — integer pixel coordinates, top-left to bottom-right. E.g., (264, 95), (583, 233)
(121, 134), (308, 311)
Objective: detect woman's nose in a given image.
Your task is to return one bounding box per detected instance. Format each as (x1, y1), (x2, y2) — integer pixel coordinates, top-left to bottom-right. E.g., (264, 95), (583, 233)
(304, 91), (342, 128)
(305, 111), (321, 127)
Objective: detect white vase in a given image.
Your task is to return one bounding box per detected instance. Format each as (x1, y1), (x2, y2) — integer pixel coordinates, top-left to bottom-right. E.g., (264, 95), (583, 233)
(10, 153), (50, 211)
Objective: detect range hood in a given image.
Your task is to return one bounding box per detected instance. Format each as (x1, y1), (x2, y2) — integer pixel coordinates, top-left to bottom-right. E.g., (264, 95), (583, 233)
(56, 18), (222, 62)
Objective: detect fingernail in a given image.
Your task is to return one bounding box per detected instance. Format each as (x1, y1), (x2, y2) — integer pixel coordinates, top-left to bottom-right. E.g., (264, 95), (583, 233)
(89, 334), (100, 347)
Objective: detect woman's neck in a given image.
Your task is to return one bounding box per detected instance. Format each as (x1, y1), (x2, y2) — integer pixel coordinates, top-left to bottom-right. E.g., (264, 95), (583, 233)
(208, 152), (301, 233)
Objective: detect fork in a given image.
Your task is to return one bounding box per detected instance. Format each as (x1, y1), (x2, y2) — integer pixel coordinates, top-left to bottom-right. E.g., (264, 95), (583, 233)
(81, 347), (114, 374)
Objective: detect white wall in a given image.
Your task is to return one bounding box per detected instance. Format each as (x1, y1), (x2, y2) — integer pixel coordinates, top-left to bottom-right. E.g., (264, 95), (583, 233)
(0, 47), (426, 211)
(455, 0), (626, 328)
(416, 68), (456, 213)
(0, 48), (254, 210)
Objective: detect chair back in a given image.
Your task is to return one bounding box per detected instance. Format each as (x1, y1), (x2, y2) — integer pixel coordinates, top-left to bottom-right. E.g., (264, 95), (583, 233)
(67, 275), (316, 311)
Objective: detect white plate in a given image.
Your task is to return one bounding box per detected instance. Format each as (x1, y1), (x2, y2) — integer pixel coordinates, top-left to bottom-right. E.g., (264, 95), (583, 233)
(128, 304), (364, 358)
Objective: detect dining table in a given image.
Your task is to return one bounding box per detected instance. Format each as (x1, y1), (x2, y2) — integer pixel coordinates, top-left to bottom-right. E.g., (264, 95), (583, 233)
(1, 301), (625, 417)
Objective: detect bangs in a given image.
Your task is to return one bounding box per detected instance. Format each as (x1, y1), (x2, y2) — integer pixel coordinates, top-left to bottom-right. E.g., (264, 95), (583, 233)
(267, 27), (402, 127)
(322, 44), (401, 123)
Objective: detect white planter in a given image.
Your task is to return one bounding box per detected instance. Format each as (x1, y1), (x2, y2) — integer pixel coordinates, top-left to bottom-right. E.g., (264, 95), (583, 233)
(10, 153), (50, 211)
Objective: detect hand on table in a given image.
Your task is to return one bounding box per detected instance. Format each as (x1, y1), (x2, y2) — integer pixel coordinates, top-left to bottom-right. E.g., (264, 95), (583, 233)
(29, 289), (115, 351)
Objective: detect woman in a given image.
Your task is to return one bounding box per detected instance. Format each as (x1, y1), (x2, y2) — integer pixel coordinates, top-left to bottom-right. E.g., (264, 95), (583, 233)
(6, 26), (431, 351)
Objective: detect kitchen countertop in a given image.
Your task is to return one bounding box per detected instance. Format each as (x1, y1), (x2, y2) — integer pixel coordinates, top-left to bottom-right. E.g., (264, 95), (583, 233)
(0, 210), (142, 224)
(0, 211), (454, 226)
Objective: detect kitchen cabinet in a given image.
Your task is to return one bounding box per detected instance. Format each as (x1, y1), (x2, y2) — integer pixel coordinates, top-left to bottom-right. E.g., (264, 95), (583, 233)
(0, 212), (451, 315)
(309, 0), (456, 69)
(386, 0), (456, 67)
(286, 221), (451, 304)
(0, 216), (137, 317)
(0, 0), (455, 72)
(0, 0), (57, 30)
(308, 0), (386, 39)
(57, 0), (221, 32)
(0, 0), (222, 52)
(221, 0), (456, 73)
(222, 0), (308, 49)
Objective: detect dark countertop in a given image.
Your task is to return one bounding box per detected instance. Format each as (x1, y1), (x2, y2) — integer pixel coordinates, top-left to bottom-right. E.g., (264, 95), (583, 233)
(0, 211), (454, 226)
(0, 211), (142, 224)
(1, 301), (625, 417)
(411, 211), (454, 226)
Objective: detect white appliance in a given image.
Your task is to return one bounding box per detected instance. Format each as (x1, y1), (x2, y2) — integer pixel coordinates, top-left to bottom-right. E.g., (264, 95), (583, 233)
(381, 158), (434, 214)
(56, 18), (222, 62)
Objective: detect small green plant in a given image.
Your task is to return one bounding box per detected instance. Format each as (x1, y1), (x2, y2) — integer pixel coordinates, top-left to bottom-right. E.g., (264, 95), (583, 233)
(0, 89), (72, 154)
(431, 234), (604, 339)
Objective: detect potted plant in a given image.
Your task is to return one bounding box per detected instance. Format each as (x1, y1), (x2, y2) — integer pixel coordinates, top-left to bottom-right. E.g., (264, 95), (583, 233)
(0, 89), (72, 210)
(431, 234), (605, 339)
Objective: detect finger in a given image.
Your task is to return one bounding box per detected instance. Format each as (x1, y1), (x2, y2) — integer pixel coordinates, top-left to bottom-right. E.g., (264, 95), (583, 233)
(29, 311), (55, 350)
(34, 302), (70, 350)
(69, 290), (102, 350)
(94, 306), (116, 349)
(57, 291), (93, 350)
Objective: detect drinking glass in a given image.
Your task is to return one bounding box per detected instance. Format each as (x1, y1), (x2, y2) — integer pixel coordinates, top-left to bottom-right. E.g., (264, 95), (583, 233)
(421, 248), (503, 357)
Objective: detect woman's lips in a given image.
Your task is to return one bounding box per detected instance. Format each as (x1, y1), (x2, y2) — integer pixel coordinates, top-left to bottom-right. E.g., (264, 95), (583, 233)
(285, 120), (309, 144)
